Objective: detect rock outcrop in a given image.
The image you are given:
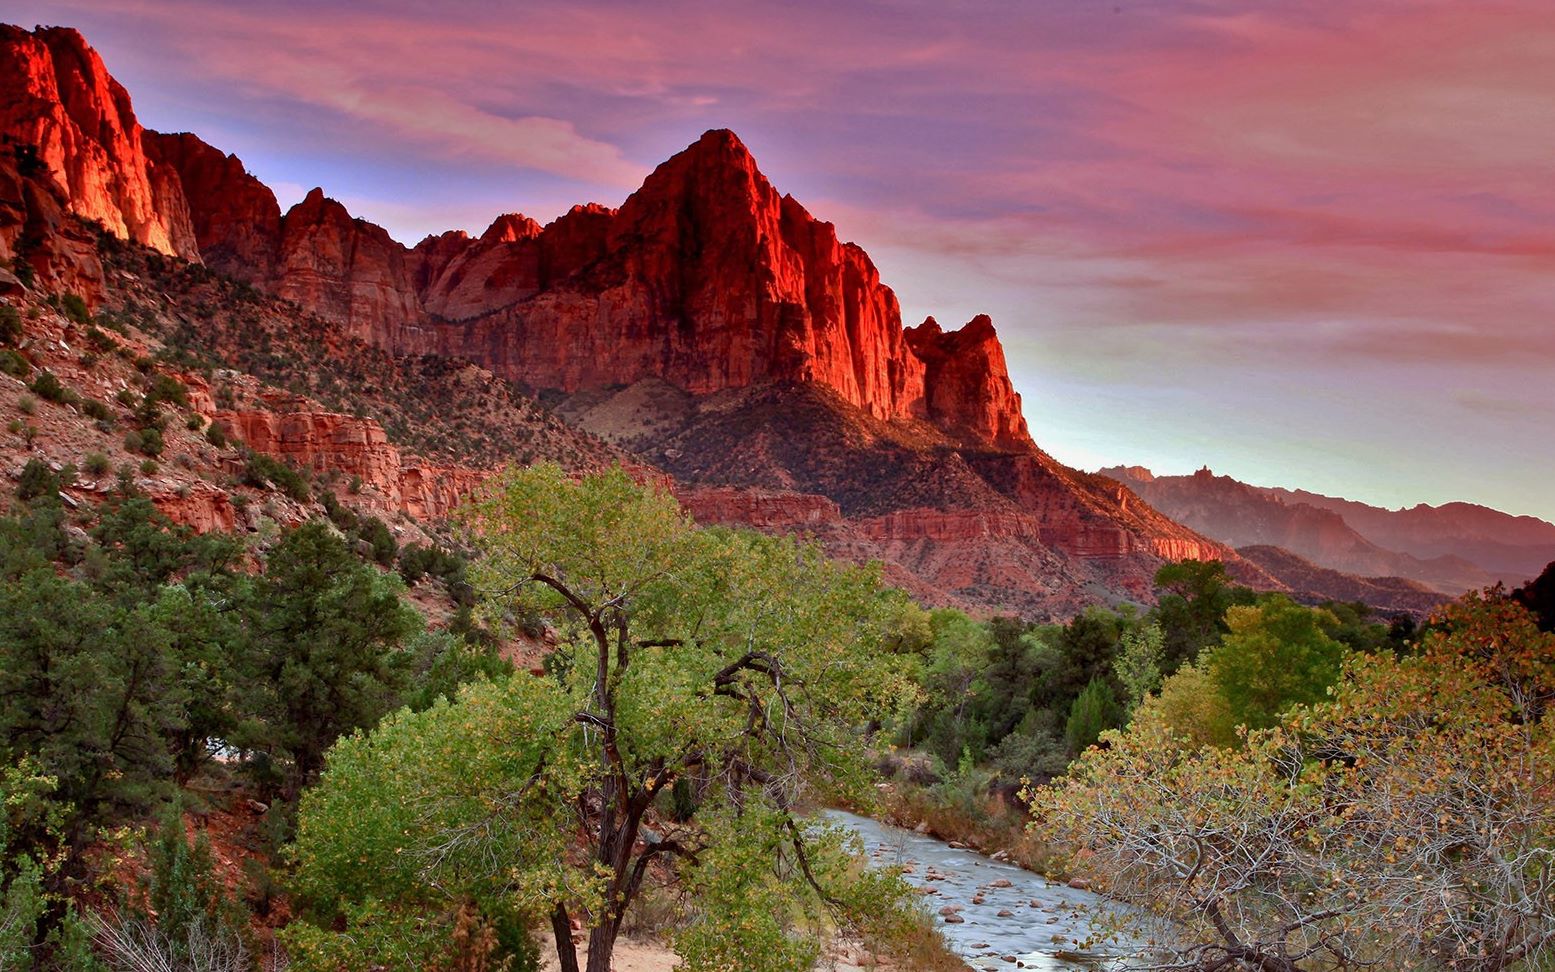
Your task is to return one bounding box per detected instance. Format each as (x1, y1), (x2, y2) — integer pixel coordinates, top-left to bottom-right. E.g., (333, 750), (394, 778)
(0, 26), (198, 260)
(905, 315), (1030, 449)
(210, 392), (487, 518)
(273, 188), (423, 345)
(144, 131), (281, 282)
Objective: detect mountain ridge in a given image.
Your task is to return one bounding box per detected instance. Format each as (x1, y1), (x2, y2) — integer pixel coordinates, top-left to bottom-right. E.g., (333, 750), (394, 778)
(1101, 465), (1554, 592)
(16, 22), (1478, 619)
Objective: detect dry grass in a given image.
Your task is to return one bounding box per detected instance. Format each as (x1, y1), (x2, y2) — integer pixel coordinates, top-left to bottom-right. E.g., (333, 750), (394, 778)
(873, 782), (1060, 876)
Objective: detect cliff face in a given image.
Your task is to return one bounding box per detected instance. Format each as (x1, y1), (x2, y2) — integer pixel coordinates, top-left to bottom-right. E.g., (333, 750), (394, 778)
(144, 131), (281, 282)
(0, 26), (198, 261)
(906, 315), (1031, 449)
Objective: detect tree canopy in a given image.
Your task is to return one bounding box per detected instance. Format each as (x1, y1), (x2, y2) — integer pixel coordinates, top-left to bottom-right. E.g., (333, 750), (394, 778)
(1034, 590), (1555, 972)
(289, 465), (920, 972)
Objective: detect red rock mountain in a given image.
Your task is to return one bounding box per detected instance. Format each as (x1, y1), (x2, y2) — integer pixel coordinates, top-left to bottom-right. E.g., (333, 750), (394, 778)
(1098, 465), (1555, 594)
(1, 24), (1252, 617)
(0, 26), (197, 261)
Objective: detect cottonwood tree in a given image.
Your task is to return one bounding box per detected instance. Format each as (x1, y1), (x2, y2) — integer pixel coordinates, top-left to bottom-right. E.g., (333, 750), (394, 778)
(289, 465), (918, 972)
(1034, 591), (1555, 972)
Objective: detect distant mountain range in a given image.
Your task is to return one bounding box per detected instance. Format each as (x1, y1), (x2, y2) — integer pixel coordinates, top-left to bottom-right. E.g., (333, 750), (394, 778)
(1100, 466), (1555, 599)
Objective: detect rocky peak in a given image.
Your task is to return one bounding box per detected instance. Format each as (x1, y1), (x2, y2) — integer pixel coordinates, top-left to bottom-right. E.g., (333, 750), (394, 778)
(905, 314), (1032, 450)
(0, 25), (198, 259)
(481, 212), (541, 244)
(144, 130), (281, 281)
(0, 29), (1038, 453)
(274, 187), (421, 340)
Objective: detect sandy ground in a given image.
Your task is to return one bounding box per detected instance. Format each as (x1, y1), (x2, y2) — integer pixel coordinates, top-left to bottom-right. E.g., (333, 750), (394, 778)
(539, 939), (887, 972)
(540, 940), (680, 972)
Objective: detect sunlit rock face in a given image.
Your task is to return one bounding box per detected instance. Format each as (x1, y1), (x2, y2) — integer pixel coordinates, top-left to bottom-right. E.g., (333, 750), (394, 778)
(0, 26), (199, 261)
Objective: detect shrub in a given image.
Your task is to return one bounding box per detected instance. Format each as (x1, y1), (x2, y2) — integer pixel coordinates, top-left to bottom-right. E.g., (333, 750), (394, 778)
(139, 459), (159, 475)
(205, 421), (230, 448)
(185, 413), (205, 431)
(16, 393), (35, 415)
(0, 349), (29, 377)
(1065, 677), (1123, 754)
(83, 452), (112, 476)
(81, 397), (113, 423)
(29, 370), (67, 404)
(356, 515), (397, 566)
(241, 452), (309, 502)
(17, 458), (56, 500)
(138, 427), (165, 457)
(59, 292), (91, 325)
(0, 304), (20, 345)
(146, 373), (189, 408)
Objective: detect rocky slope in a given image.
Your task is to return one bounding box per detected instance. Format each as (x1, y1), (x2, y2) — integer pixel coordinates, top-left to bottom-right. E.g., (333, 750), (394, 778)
(1236, 545), (1451, 618)
(1100, 466), (1506, 594)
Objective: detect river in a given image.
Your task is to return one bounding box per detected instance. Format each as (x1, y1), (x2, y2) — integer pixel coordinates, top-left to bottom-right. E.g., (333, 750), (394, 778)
(823, 810), (1141, 971)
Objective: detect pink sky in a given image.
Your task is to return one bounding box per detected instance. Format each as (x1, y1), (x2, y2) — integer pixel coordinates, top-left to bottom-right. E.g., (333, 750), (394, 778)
(14, 0), (1555, 519)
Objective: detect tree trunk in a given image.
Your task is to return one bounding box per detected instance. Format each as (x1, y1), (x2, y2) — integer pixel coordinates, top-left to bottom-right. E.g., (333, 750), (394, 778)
(585, 923), (618, 972)
(551, 903), (580, 972)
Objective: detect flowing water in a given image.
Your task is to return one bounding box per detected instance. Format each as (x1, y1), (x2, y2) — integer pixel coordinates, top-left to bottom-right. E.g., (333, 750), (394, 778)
(823, 810), (1142, 971)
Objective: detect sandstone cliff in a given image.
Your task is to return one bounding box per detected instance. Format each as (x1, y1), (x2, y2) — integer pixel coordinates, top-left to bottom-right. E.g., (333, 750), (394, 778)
(0, 26), (198, 261)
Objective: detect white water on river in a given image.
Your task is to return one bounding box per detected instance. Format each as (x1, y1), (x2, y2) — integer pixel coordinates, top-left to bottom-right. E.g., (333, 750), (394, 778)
(823, 810), (1143, 971)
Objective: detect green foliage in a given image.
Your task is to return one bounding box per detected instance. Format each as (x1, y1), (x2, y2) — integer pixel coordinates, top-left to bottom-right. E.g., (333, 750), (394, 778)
(0, 761), (57, 970)
(356, 515), (397, 565)
(0, 305), (20, 346)
(205, 420), (230, 448)
(1114, 621), (1165, 711)
(16, 458), (58, 501)
(123, 427), (164, 457)
(1209, 596), (1346, 733)
(236, 520), (420, 798)
(79, 397), (112, 423)
(292, 464), (917, 971)
(0, 494), (448, 879)
(1148, 559), (1256, 672)
(241, 451), (309, 501)
(144, 373), (189, 410)
(1064, 676), (1123, 754)
(58, 293), (90, 325)
(27, 370), (67, 405)
(146, 815), (250, 963)
(82, 452), (111, 477)
(0, 349), (30, 378)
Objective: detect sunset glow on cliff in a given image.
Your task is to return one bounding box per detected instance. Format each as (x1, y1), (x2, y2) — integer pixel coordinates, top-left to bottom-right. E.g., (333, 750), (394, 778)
(13, 0), (1553, 517)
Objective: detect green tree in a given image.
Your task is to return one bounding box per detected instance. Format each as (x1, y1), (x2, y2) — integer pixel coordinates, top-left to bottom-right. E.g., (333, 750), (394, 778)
(1064, 676), (1122, 754)
(1113, 621), (1165, 712)
(1209, 596), (1346, 732)
(0, 572), (184, 851)
(238, 520), (420, 801)
(1148, 559), (1255, 671)
(289, 465), (917, 972)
